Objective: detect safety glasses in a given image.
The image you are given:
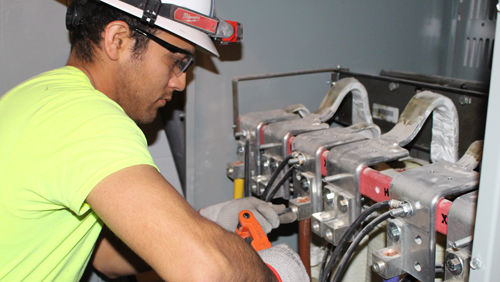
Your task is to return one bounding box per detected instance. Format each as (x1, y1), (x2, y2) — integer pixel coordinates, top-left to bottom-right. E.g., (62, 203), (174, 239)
(134, 28), (194, 76)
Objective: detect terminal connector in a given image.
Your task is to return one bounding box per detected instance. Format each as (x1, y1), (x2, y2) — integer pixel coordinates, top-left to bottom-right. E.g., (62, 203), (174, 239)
(288, 152), (306, 167)
(389, 201), (413, 218)
(234, 130), (250, 139)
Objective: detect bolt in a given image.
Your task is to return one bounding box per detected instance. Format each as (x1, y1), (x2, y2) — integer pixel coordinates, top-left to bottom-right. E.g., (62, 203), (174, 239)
(372, 261), (386, 273)
(325, 229), (333, 241)
(251, 184), (257, 193)
(459, 95), (472, 105)
(338, 196), (349, 213)
(389, 82), (399, 91)
(312, 221), (320, 232)
(296, 172), (302, 181)
(300, 176), (310, 192)
(390, 201), (413, 217)
(270, 159), (278, 170)
(234, 130), (249, 138)
(387, 222), (401, 242)
(236, 146), (245, 155)
(445, 253), (463, 275)
(262, 160), (269, 171)
(324, 189), (335, 206)
(470, 257), (482, 270)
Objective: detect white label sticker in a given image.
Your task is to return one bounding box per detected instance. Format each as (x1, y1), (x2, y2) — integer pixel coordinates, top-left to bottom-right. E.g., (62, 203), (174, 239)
(372, 103), (399, 124)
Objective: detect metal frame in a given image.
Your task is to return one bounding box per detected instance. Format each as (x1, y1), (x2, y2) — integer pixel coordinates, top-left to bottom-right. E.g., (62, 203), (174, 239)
(469, 9), (500, 281)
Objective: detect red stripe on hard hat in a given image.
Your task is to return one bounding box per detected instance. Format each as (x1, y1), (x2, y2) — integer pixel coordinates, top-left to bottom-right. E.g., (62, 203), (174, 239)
(174, 8), (218, 33)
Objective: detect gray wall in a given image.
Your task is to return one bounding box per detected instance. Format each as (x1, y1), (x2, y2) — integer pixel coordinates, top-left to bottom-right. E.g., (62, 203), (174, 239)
(186, 0), (457, 210)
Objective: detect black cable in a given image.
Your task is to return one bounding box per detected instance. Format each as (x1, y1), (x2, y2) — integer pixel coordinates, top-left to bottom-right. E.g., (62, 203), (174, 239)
(318, 244), (333, 281)
(320, 200), (391, 282)
(264, 166), (296, 202)
(260, 154), (294, 200)
(243, 139), (251, 197)
(332, 210), (393, 282)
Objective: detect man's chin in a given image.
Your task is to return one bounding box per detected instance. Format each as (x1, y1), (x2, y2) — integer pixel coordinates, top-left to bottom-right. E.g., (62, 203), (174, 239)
(134, 112), (158, 125)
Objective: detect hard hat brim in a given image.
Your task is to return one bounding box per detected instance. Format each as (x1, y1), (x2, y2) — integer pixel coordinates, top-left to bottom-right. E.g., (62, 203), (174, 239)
(101, 0), (220, 57)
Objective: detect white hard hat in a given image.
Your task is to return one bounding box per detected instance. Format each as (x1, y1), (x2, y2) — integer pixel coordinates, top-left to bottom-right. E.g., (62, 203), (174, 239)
(100, 0), (222, 56)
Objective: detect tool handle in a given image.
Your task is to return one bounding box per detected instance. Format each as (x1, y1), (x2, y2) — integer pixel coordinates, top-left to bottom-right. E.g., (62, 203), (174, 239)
(236, 210), (272, 251)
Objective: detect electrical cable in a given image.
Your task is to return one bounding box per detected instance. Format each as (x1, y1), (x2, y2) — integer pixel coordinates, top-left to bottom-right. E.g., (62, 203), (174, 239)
(318, 244), (333, 280)
(260, 154), (294, 200)
(332, 210), (393, 282)
(243, 139), (251, 197)
(264, 166), (296, 202)
(320, 200), (391, 282)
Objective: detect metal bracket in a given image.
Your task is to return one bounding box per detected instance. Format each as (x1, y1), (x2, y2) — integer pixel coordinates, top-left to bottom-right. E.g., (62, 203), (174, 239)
(141, 0), (162, 24)
(232, 68), (345, 135)
(445, 191), (478, 281)
(292, 123), (381, 213)
(388, 162), (479, 281)
(260, 114), (329, 200)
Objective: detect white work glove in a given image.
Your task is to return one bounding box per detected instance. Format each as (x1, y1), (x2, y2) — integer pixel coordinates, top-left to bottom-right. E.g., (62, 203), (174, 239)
(259, 244), (309, 282)
(199, 197), (297, 234)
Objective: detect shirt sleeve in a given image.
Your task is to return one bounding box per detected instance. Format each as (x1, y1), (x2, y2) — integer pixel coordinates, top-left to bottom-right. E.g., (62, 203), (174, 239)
(3, 91), (156, 217)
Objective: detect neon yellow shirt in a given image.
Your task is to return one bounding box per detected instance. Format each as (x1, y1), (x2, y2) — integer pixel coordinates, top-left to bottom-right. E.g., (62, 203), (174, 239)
(0, 66), (156, 281)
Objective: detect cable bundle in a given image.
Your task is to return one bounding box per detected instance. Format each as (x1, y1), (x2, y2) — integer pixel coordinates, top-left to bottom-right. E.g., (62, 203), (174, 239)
(261, 154), (295, 202)
(319, 201), (392, 282)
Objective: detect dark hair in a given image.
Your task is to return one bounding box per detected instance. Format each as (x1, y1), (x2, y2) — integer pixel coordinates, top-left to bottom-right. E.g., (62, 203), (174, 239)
(68, 0), (157, 63)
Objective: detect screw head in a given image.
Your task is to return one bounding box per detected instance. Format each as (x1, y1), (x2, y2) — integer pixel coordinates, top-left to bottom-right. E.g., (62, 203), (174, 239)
(269, 159), (278, 169)
(236, 146), (245, 155)
(445, 254), (463, 275)
(337, 195), (348, 213)
(325, 229), (333, 241)
(372, 261), (386, 273)
(388, 82), (399, 91)
(324, 189), (335, 206)
(387, 222), (401, 242)
(300, 176), (310, 191)
(262, 159), (270, 171)
(312, 221), (320, 232)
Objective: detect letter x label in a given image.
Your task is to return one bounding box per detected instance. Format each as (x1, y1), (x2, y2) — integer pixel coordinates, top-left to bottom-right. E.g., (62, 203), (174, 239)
(441, 214), (448, 225)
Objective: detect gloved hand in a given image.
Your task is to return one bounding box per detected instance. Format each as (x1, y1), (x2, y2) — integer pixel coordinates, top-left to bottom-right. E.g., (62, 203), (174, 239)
(199, 197), (297, 233)
(259, 244), (309, 282)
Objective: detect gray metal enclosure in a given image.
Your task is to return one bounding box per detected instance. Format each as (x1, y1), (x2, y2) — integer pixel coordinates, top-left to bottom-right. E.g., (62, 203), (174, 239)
(186, 0), (493, 209)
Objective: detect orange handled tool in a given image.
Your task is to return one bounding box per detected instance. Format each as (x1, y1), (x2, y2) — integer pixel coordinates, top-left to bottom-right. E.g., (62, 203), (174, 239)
(236, 210), (272, 251)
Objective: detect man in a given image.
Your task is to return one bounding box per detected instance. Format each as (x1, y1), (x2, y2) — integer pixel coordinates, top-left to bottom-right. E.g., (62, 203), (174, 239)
(0, 0), (308, 281)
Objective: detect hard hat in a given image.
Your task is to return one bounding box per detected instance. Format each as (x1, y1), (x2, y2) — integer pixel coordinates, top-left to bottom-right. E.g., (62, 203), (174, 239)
(67, 0), (243, 57)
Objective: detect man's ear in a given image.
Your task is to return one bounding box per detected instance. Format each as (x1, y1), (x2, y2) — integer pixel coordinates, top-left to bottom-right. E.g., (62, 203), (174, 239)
(102, 21), (133, 61)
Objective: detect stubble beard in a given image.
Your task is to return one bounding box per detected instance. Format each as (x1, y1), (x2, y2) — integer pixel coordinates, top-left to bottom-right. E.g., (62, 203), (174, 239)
(117, 56), (159, 125)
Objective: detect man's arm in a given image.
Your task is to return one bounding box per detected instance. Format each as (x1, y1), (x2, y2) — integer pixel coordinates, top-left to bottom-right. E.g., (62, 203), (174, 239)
(92, 226), (152, 278)
(86, 164), (278, 281)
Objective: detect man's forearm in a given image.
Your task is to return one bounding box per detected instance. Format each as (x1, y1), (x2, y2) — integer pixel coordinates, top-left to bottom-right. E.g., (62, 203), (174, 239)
(92, 226), (151, 278)
(198, 219), (280, 282)
(87, 165), (279, 281)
